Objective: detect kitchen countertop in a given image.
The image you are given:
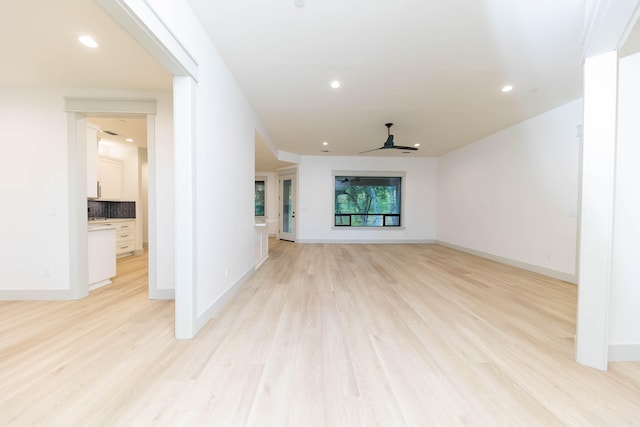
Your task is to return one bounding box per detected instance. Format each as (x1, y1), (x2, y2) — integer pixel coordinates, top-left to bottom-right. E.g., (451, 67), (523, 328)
(88, 224), (117, 231)
(88, 218), (135, 224)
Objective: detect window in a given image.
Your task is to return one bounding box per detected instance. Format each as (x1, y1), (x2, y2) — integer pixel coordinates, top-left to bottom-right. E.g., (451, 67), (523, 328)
(334, 175), (402, 227)
(255, 180), (265, 216)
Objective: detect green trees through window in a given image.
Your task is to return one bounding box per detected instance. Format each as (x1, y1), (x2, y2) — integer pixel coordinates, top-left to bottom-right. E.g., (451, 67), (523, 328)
(334, 176), (401, 226)
(255, 180), (265, 216)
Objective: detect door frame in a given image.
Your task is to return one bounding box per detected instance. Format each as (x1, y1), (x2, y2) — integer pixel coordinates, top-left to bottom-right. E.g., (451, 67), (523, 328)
(278, 167), (298, 242)
(65, 97), (159, 300)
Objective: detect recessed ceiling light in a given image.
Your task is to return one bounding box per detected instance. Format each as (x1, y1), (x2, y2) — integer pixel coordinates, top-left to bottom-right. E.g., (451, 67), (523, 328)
(322, 141), (329, 146)
(330, 80), (341, 89)
(501, 84), (513, 93)
(78, 35), (99, 48)
(294, 0), (305, 7)
(125, 138), (134, 142)
(414, 143), (420, 147)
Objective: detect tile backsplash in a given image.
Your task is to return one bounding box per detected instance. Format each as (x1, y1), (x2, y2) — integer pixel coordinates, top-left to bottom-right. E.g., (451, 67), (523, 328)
(88, 201), (136, 219)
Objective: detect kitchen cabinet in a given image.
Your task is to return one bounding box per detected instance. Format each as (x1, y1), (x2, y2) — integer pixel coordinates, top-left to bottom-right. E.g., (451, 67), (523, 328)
(88, 225), (116, 291)
(114, 220), (136, 257)
(98, 156), (124, 200)
(97, 219), (135, 257)
(86, 124), (99, 198)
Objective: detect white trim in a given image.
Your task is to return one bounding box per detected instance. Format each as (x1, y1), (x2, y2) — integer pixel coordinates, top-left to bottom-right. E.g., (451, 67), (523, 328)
(608, 344), (640, 362)
(437, 241), (578, 284)
(64, 97), (156, 114)
(68, 113), (90, 300)
(194, 266), (255, 332)
(149, 289), (175, 300)
(96, 0), (198, 79)
(582, 0), (640, 57)
(174, 76), (197, 339)
(255, 255), (269, 270)
(576, 51), (618, 371)
(66, 101), (159, 303)
(146, 113), (159, 299)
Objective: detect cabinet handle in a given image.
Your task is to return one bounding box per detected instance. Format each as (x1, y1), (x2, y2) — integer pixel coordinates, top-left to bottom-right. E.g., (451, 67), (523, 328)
(120, 246), (129, 250)
(121, 234), (129, 238)
(97, 181), (101, 199)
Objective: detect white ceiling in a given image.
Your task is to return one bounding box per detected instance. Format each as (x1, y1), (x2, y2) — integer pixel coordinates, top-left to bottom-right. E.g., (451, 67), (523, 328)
(2, 0), (587, 161)
(0, 0), (171, 90)
(186, 0), (586, 157)
(87, 116), (148, 148)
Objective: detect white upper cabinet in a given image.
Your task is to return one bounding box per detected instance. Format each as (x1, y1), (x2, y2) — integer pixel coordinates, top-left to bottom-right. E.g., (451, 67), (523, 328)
(98, 157), (124, 200)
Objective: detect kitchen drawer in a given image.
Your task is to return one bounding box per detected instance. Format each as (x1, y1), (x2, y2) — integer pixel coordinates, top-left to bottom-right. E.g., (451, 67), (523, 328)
(116, 239), (135, 256)
(116, 229), (134, 242)
(114, 221), (134, 231)
(99, 220), (136, 257)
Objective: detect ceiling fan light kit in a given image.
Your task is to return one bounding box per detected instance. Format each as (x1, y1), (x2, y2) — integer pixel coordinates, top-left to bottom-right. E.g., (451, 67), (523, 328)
(359, 123), (419, 154)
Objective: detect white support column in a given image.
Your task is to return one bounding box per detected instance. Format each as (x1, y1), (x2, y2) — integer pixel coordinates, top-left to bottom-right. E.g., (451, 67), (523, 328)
(576, 50), (618, 370)
(174, 75), (197, 339)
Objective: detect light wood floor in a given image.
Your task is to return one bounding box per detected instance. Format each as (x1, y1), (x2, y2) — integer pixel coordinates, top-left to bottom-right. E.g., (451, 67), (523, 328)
(1, 241), (639, 426)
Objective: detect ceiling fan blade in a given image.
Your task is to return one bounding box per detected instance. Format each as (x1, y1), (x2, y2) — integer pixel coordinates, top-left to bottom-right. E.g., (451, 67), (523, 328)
(358, 147), (384, 154)
(392, 145), (418, 150)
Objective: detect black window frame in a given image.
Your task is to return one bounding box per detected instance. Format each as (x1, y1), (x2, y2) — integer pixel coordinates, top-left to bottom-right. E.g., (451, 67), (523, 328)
(333, 173), (404, 228)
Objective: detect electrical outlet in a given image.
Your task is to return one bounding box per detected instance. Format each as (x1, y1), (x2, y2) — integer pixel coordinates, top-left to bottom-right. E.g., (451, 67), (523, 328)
(44, 267), (52, 278)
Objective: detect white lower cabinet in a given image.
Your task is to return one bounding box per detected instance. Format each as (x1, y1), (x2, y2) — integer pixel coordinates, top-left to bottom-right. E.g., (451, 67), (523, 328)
(88, 226), (116, 291)
(100, 220), (136, 258)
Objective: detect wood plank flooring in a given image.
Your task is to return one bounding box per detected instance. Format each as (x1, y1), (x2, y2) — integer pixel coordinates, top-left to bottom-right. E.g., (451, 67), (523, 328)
(1, 241), (639, 426)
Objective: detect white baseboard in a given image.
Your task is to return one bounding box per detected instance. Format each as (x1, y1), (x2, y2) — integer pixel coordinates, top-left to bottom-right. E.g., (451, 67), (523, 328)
(149, 288), (175, 300)
(194, 266), (256, 332)
(89, 279), (112, 292)
(297, 239), (437, 244)
(436, 241), (578, 284)
(255, 254), (269, 270)
(0, 289), (77, 300)
(608, 344), (640, 362)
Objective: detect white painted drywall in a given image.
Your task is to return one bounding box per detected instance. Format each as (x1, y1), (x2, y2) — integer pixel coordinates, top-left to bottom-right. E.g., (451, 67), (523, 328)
(297, 156), (437, 242)
(576, 51), (618, 370)
(141, 0), (274, 322)
(0, 87), (173, 297)
(0, 89), (71, 293)
(609, 52), (640, 359)
(438, 99), (582, 279)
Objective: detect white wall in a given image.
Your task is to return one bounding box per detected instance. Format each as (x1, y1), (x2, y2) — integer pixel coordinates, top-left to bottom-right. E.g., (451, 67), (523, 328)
(0, 87), (172, 298)
(297, 156), (437, 243)
(609, 52), (640, 360)
(0, 89), (71, 293)
(143, 0), (273, 324)
(438, 99), (582, 282)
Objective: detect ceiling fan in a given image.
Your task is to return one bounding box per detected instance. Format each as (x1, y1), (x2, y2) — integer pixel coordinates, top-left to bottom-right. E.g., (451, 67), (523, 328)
(359, 123), (418, 154)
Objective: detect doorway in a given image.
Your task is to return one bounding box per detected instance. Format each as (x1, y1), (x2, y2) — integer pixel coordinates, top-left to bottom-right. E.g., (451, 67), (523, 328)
(66, 97), (164, 300)
(278, 169), (297, 242)
(86, 114), (149, 293)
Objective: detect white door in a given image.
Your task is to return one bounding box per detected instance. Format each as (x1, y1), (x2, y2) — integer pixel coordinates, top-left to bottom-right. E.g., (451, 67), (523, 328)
(279, 172), (296, 241)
